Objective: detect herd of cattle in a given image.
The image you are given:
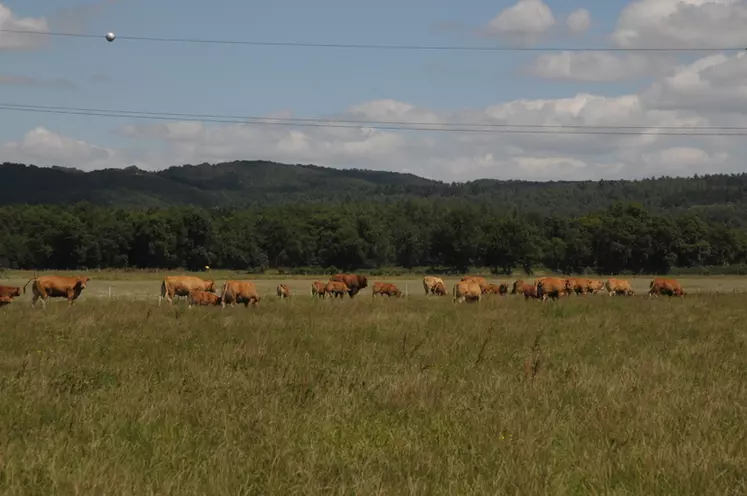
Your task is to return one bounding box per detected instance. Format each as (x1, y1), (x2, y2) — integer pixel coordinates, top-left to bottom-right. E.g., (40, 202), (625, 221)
(0, 273), (687, 308)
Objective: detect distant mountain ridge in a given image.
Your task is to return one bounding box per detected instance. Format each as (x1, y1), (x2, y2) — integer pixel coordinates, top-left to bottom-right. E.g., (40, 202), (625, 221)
(3, 160), (747, 221)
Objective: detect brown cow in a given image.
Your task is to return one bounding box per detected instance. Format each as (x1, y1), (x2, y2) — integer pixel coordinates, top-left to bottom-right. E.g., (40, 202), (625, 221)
(220, 280), (261, 308)
(160, 276), (215, 306)
(461, 275), (489, 294)
(649, 278), (686, 298)
(0, 285), (21, 298)
(324, 280), (350, 299)
(372, 282), (402, 297)
(0, 295), (13, 308)
(311, 280), (326, 298)
(605, 278), (634, 296)
(330, 273), (368, 298)
(432, 281), (447, 296)
(485, 283), (508, 295)
(566, 277), (591, 295)
(453, 281), (481, 303)
(535, 277), (570, 301)
(277, 284), (290, 299)
(512, 280), (538, 299)
(23, 275), (91, 307)
(187, 290), (222, 308)
(588, 280), (606, 294)
(423, 276), (445, 296)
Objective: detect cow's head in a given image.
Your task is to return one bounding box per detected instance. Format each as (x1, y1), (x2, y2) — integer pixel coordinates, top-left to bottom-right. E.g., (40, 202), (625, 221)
(9, 287), (21, 297)
(357, 275), (368, 289)
(76, 277), (90, 290)
(205, 280), (216, 292)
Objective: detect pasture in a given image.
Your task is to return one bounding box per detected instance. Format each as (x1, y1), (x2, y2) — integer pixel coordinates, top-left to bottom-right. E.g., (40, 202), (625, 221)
(1, 272), (746, 494)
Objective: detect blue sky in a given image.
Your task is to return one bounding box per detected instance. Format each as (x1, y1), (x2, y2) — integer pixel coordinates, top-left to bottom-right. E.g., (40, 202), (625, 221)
(1, 0), (747, 181)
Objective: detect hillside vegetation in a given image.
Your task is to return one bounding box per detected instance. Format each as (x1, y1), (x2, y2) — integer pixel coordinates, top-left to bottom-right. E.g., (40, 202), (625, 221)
(4, 161), (747, 222)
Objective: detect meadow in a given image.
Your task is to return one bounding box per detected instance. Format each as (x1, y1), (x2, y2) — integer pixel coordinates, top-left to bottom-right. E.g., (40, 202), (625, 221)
(1, 272), (746, 494)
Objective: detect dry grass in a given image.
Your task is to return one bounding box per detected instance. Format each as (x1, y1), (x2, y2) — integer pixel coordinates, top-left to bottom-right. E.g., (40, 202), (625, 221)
(1, 282), (746, 494)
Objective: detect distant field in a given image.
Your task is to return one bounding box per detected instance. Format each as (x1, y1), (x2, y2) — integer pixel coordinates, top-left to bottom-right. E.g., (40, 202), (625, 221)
(1, 291), (745, 494)
(2, 270), (747, 303)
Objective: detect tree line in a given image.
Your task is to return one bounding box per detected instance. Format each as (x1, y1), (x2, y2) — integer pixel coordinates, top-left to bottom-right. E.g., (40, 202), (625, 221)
(1, 200), (746, 276)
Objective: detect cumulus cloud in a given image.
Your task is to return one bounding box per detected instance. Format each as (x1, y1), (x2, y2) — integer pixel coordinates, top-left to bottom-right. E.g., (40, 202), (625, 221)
(528, 52), (674, 82)
(1, 127), (120, 170)
(0, 3), (49, 51)
(566, 8), (591, 34)
(482, 0), (555, 43)
(612, 0), (747, 48)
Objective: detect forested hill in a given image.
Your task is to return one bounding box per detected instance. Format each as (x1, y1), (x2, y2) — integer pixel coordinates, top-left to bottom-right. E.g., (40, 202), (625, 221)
(3, 160), (747, 220)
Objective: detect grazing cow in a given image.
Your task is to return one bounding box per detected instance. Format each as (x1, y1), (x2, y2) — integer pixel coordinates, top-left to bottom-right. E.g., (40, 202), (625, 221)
(512, 280), (538, 299)
(220, 280), (261, 308)
(372, 282), (402, 297)
(486, 283), (508, 295)
(649, 278), (686, 298)
(498, 283), (509, 295)
(605, 278), (634, 296)
(23, 275), (91, 307)
(325, 280), (350, 299)
(566, 277), (590, 295)
(311, 280), (326, 298)
(589, 280), (606, 294)
(0, 285), (21, 298)
(187, 290), (222, 308)
(461, 275), (489, 294)
(277, 284), (290, 299)
(160, 276), (215, 306)
(432, 281), (447, 296)
(0, 295), (13, 308)
(423, 276), (445, 296)
(453, 281), (482, 303)
(330, 273), (368, 298)
(535, 277), (570, 301)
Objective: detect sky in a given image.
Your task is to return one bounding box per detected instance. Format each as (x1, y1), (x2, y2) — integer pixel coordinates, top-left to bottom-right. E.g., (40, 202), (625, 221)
(1, 0), (747, 182)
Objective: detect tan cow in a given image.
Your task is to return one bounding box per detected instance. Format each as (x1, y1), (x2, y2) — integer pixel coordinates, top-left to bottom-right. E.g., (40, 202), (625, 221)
(486, 283), (508, 295)
(324, 280), (350, 299)
(432, 281), (447, 296)
(535, 277), (570, 301)
(159, 276), (215, 306)
(220, 280), (261, 308)
(372, 282), (402, 297)
(23, 275), (91, 307)
(512, 280), (538, 299)
(589, 280), (606, 294)
(461, 275), (489, 294)
(187, 290), (222, 308)
(453, 281), (482, 303)
(311, 280), (326, 298)
(0, 285), (21, 298)
(605, 278), (634, 296)
(423, 276), (445, 296)
(277, 284), (290, 299)
(649, 278), (686, 298)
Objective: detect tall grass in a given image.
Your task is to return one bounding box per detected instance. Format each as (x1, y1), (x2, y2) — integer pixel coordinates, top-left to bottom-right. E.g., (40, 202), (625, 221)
(0, 294), (745, 494)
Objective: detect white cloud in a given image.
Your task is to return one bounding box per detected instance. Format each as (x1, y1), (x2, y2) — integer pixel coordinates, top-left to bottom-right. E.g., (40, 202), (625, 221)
(612, 0), (747, 48)
(483, 0), (555, 43)
(0, 3), (49, 50)
(2, 127), (120, 170)
(566, 8), (591, 34)
(528, 52), (673, 82)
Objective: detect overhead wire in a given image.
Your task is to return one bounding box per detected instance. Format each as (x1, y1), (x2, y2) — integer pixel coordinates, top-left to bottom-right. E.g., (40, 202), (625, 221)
(0, 28), (745, 52)
(1, 103), (747, 136)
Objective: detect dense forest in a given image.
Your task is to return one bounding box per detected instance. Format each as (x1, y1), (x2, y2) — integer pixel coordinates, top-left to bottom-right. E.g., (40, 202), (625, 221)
(4, 161), (747, 225)
(1, 200), (746, 276)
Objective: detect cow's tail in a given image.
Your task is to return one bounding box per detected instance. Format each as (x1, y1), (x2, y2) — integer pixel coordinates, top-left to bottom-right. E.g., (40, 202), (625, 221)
(22, 278), (35, 294)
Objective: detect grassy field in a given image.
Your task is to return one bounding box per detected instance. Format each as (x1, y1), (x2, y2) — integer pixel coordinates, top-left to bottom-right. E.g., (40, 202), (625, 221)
(1, 273), (746, 494)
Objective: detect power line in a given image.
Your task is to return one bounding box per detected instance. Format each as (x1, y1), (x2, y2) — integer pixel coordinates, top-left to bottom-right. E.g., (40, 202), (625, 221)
(4, 102), (747, 131)
(1, 103), (747, 136)
(1, 28), (745, 52)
